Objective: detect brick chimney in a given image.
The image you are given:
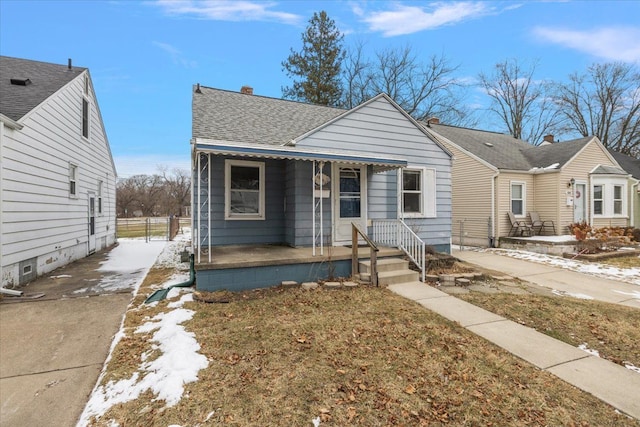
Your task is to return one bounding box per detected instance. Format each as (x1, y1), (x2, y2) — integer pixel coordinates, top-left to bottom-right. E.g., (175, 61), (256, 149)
(240, 86), (253, 95)
(426, 117), (440, 125)
(542, 134), (555, 144)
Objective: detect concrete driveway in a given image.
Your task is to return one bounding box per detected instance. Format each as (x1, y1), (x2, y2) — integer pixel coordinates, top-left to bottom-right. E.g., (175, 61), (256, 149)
(0, 240), (166, 427)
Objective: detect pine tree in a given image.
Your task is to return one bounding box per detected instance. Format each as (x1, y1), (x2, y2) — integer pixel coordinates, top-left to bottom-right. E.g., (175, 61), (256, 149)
(282, 11), (345, 106)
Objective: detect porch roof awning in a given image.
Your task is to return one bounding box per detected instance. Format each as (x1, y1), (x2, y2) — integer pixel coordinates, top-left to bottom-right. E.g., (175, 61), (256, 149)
(194, 139), (408, 172)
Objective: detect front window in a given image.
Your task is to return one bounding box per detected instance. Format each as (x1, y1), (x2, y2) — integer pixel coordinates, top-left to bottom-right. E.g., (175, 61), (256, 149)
(510, 182), (525, 216)
(593, 185), (603, 215)
(402, 169), (422, 214)
(225, 160), (265, 220)
(400, 167), (436, 218)
(613, 185), (623, 215)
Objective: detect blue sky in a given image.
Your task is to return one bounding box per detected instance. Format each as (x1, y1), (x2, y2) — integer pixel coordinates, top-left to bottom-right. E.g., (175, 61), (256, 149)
(1, 1), (639, 177)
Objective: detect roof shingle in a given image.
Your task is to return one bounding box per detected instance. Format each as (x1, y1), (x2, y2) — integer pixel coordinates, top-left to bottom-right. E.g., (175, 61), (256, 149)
(192, 85), (345, 144)
(0, 56), (85, 121)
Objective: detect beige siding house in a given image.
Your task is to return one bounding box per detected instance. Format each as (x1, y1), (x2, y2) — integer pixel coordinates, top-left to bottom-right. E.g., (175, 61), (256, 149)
(423, 120), (633, 247)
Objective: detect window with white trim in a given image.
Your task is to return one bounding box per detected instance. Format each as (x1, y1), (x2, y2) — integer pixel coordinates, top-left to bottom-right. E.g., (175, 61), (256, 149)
(510, 182), (525, 216)
(593, 185), (603, 215)
(400, 167), (436, 218)
(97, 180), (103, 214)
(225, 159), (265, 220)
(613, 185), (623, 215)
(592, 178), (627, 217)
(82, 97), (89, 139)
(69, 163), (78, 197)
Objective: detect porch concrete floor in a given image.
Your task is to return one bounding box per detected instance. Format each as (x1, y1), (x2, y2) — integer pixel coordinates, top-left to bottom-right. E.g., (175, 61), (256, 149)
(195, 244), (404, 269)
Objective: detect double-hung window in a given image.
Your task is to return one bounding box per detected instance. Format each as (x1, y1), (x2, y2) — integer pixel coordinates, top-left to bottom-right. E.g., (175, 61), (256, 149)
(69, 163), (78, 197)
(592, 179), (627, 217)
(510, 182), (525, 216)
(401, 167), (436, 218)
(82, 75), (90, 140)
(613, 185), (623, 215)
(97, 180), (103, 214)
(225, 159), (265, 220)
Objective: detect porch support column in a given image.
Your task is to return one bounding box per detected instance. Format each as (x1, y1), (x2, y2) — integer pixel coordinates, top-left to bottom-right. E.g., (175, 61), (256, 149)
(319, 161), (324, 256)
(208, 152), (211, 263)
(197, 152), (201, 264)
(312, 160), (316, 256)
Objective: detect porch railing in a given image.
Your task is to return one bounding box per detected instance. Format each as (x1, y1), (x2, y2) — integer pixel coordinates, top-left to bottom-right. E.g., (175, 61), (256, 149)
(352, 223), (379, 287)
(372, 219), (426, 282)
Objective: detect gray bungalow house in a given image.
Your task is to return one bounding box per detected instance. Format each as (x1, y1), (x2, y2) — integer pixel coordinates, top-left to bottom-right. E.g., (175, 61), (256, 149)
(423, 120), (632, 247)
(191, 85), (452, 291)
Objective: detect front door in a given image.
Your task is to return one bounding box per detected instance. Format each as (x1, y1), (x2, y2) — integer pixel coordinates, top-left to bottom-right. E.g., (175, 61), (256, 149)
(333, 164), (367, 244)
(574, 183), (586, 223)
(88, 193), (96, 254)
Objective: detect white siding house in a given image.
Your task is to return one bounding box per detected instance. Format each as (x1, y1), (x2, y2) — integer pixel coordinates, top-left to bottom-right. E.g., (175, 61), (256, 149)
(0, 56), (117, 288)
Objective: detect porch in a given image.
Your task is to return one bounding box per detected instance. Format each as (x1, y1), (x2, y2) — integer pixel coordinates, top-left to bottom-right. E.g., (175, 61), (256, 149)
(194, 244), (404, 292)
(498, 235), (579, 256)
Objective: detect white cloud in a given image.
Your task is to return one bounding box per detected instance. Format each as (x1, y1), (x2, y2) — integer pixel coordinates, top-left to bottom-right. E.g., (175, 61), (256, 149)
(533, 26), (640, 63)
(154, 0), (301, 25)
(359, 2), (492, 37)
(152, 41), (197, 68)
(114, 154), (190, 178)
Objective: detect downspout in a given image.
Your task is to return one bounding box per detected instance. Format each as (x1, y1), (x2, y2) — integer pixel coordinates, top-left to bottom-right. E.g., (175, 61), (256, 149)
(490, 170), (499, 247)
(144, 254), (195, 303)
(631, 180), (638, 227)
(0, 121), (4, 281)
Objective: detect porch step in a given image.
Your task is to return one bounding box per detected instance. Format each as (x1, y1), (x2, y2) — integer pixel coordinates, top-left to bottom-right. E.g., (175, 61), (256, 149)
(358, 257), (419, 286)
(378, 269), (420, 286)
(359, 258), (409, 274)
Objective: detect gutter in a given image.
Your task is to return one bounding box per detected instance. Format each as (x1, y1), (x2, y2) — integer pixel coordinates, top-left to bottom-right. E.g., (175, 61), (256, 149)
(491, 170), (499, 247)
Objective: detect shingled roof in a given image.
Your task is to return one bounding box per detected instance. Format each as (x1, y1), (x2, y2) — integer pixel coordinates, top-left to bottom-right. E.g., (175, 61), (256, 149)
(608, 149), (640, 180)
(192, 85), (346, 144)
(426, 122), (596, 171)
(0, 56), (86, 121)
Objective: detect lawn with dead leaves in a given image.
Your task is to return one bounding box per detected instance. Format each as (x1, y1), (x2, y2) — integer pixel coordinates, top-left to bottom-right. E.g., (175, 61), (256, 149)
(86, 274), (638, 426)
(458, 292), (640, 372)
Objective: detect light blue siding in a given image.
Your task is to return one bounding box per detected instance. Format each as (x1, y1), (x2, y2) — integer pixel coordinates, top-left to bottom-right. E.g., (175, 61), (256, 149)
(196, 155), (287, 245)
(298, 97), (452, 251)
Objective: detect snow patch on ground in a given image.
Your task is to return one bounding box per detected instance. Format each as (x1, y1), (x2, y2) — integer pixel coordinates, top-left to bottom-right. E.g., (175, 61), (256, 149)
(552, 289), (594, 300)
(490, 248), (640, 286)
(578, 343), (600, 357)
(78, 289), (207, 424)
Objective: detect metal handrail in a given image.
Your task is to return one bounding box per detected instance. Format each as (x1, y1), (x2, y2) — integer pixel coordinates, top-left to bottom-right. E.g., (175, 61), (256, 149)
(352, 222), (379, 287)
(372, 219), (425, 282)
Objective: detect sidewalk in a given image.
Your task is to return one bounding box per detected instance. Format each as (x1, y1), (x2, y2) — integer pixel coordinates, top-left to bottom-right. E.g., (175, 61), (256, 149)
(388, 281), (640, 420)
(453, 248), (640, 309)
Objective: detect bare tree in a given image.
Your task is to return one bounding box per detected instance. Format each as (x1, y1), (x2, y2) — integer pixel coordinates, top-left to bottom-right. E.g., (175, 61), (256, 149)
(342, 44), (473, 126)
(160, 167), (191, 216)
(553, 62), (640, 157)
(478, 59), (559, 144)
(116, 168), (191, 217)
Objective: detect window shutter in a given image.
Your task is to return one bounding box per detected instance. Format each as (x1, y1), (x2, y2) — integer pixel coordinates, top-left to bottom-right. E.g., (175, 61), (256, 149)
(424, 168), (436, 217)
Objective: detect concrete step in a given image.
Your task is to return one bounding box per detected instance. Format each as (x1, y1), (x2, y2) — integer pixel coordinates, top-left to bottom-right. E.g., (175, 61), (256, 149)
(359, 258), (408, 274)
(378, 269), (420, 286)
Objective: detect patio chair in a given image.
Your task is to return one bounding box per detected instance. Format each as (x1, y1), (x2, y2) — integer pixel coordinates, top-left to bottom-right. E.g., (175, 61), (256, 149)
(507, 211), (534, 237)
(529, 212), (556, 235)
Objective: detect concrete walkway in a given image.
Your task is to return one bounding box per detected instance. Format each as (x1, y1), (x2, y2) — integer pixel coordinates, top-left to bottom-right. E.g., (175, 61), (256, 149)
(388, 281), (640, 420)
(453, 249), (640, 309)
